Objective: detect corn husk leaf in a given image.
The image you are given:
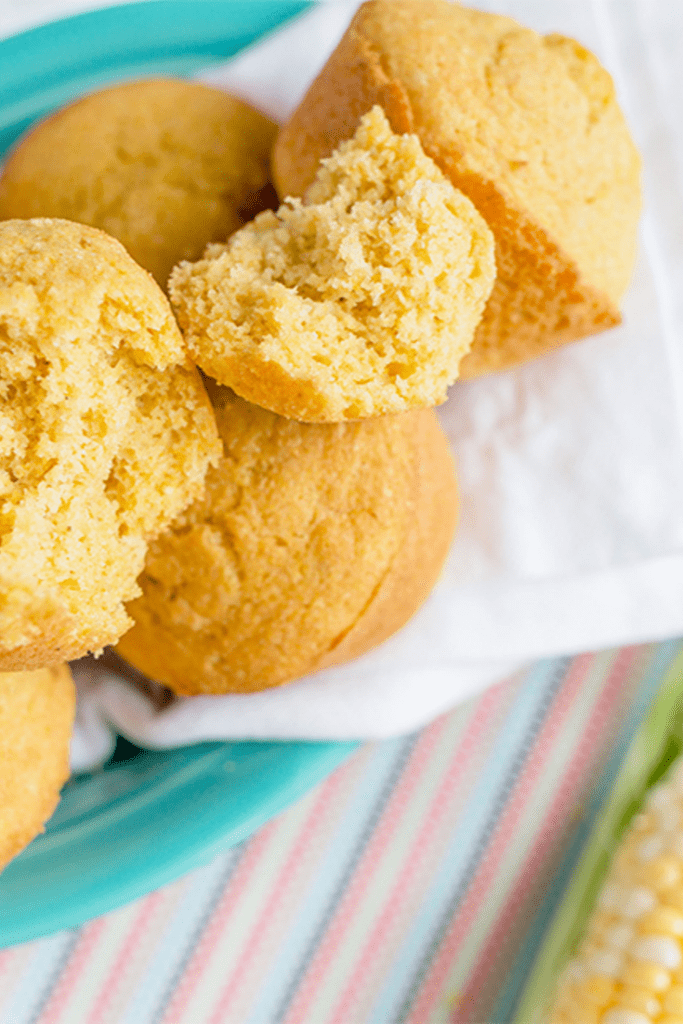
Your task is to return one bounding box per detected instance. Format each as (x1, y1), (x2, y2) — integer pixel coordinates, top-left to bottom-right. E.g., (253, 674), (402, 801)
(513, 650), (683, 1024)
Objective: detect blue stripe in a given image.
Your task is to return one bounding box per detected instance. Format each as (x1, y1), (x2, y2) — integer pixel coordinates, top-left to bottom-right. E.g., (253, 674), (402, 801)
(121, 847), (243, 1023)
(368, 658), (568, 1024)
(4, 930), (81, 1024)
(148, 846), (246, 1024)
(267, 734), (420, 1024)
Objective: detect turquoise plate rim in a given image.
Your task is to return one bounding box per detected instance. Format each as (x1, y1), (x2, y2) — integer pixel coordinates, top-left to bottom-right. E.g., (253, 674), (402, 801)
(0, 0), (359, 948)
(0, 739), (358, 947)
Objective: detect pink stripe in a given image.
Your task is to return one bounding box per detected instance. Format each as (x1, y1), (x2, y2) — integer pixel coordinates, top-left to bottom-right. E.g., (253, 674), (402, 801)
(86, 890), (166, 1024)
(329, 680), (512, 1024)
(160, 819), (280, 1024)
(0, 948), (27, 1004)
(282, 685), (505, 1024)
(0, 949), (21, 985)
(207, 759), (357, 1024)
(410, 649), (638, 1024)
(454, 647), (646, 1019)
(37, 918), (108, 1024)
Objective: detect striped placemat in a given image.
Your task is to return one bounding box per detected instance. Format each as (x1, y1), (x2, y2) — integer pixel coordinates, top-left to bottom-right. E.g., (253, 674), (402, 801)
(1, 639), (681, 1024)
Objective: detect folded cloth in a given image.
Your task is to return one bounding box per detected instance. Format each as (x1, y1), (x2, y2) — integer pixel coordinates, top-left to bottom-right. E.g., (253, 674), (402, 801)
(3, 1), (681, 766)
(194, 0), (683, 665)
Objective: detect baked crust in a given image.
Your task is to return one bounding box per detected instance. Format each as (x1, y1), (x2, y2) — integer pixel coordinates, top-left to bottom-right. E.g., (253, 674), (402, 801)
(317, 406), (457, 671)
(0, 663), (75, 872)
(272, 0), (642, 376)
(116, 389), (456, 694)
(0, 79), (278, 288)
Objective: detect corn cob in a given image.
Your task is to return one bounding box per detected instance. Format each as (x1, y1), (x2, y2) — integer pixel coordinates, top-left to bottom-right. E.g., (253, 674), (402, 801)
(548, 757), (683, 1024)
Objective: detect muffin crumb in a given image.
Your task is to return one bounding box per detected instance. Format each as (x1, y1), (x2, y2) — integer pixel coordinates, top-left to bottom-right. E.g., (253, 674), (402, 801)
(170, 107), (495, 422)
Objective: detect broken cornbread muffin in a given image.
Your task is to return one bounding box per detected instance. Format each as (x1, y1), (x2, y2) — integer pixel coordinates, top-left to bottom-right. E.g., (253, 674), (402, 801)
(0, 218), (221, 670)
(0, 79), (278, 289)
(272, 0), (642, 377)
(0, 664), (75, 873)
(169, 107), (495, 422)
(115, 384), (457, 694)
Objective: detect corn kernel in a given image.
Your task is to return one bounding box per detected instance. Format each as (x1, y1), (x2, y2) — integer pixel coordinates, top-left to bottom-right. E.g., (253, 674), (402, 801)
(663, 889), (683, 915)
(640, 907), (683, 937)
(551, 987), (575, 1017)
(630, 934), (682, 969)
(604, 923), (635, 950)
(622, 960), (671, 991)
(624, 830), (650, 857)
(580, 940), (602, 963)
(647, 785), (679, 813)
(621, 887), (657, 919)
(646, 787), (682, 834)
(613, 984), (661, 1016)
(638, 834), (666, 862)
(658, 1015), (683, 1024)
(552, 994), (600, 1024)
(640, 856), (682, 891)
(589, 913), (614, 942)
(602, 1009), (655, 1024)
(560, 959), (587, 986)
(589, 911), (617, 942)
(583, 974), (615, 1005)
(599, 883), (623, 912)
(614, 847), (639, 878)
(563, 1002), (600, 1024)
(665, 986), (683, 1015)
(584, 948), (625, 977)
(657, 805), (681, 835)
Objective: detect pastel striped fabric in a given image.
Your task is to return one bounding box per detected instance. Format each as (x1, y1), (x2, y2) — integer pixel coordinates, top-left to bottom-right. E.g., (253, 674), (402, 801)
(1, 640), (681, 1024)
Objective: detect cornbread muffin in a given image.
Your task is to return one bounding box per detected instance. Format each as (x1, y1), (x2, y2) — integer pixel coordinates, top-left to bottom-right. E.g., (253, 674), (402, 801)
(115, 385), (457, 694)
(272, 0), (642, 377)
(0, 663), (75, 873)
(0, 218), (221, 671)
(0, 79), (278, 287)
(169, 107), (495, 422)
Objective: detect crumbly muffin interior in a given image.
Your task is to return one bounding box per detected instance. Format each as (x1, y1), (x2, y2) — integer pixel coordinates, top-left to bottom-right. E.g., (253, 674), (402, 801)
(0, 219), (221, 666)
(169, 107), (495, 421)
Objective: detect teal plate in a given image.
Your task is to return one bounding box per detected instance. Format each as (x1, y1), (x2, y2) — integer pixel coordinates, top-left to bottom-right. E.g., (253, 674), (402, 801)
(0, 738), (357, 947)
(0, 0), (359, 948)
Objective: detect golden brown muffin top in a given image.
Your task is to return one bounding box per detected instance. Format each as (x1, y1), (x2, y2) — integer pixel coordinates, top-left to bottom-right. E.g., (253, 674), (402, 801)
(0, 78), (278, 287)
(117, 384), (424, 693)
(274, 0), (640, 307)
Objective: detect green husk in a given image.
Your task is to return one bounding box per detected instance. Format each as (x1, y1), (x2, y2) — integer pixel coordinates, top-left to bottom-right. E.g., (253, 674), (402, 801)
(513, 649), (683, 1024)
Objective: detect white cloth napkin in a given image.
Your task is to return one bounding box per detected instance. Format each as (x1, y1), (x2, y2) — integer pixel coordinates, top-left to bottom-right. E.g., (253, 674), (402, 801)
(3, 1), (682, 766)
